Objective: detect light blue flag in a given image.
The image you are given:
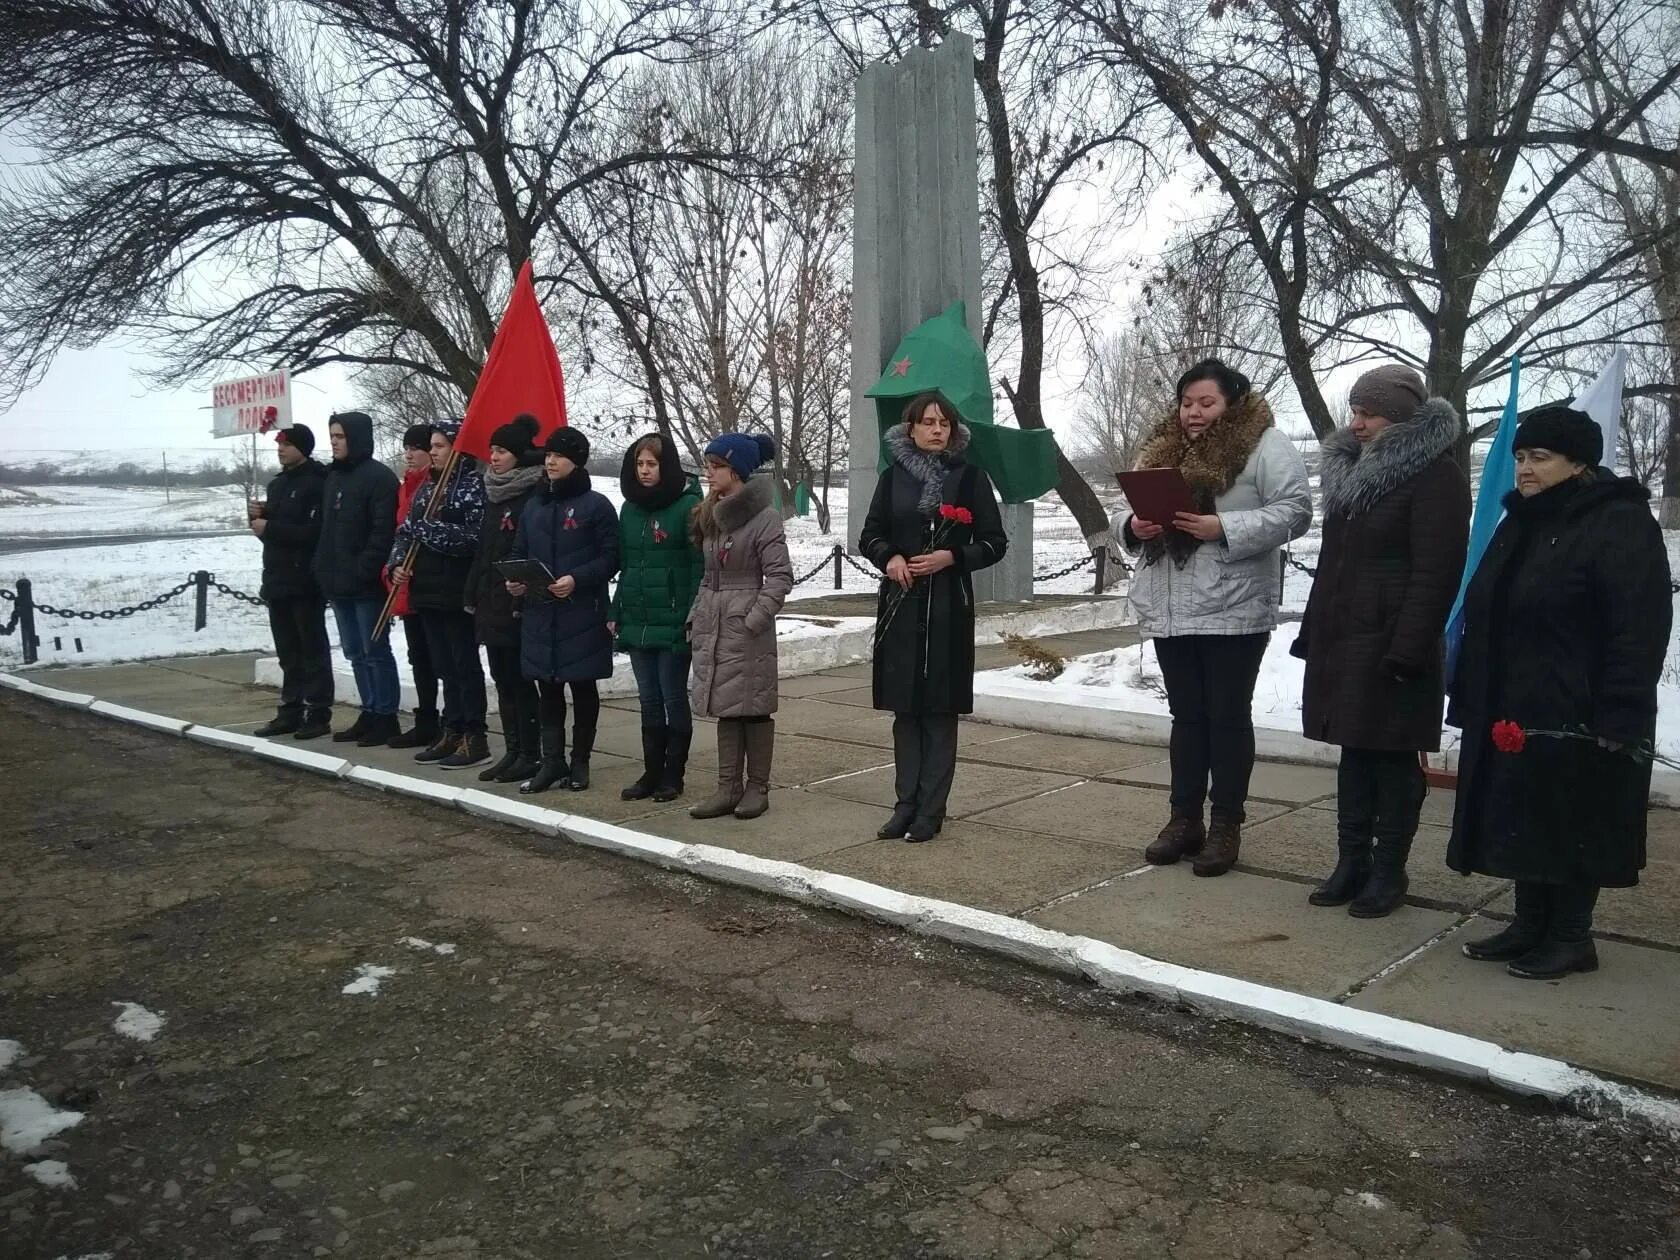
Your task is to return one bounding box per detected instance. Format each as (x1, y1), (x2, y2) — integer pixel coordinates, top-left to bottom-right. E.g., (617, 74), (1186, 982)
(1445, 356), (1520, 684)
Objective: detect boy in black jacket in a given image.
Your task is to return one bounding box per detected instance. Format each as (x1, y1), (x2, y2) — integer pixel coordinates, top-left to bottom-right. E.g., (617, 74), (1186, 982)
(252, 424), (334, 739)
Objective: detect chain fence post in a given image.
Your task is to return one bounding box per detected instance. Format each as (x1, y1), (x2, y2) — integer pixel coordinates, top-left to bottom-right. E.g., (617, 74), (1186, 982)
(193, 570), (210, 632)
(1094, 550), (1106, 594)
(18, 577), (37, 666)
(832, 543), (843, 590)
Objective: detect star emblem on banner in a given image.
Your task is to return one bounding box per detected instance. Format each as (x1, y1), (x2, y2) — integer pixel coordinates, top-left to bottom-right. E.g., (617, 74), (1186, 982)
(890, 356), (912, 377)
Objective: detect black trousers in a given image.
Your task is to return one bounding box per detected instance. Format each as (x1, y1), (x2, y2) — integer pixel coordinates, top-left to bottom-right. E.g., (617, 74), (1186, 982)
(1336, 748), (1426, 849)
(1152, 633), (1269, 816)
(1514, 881), (1600, 942)
(401, 613), (439, 715)
(485, 643), (540, 752)
(267, 596), (333, 721)
(418, 609), (487, 736)
(893, 713), (959, 823)
(537, 679), (601, 753)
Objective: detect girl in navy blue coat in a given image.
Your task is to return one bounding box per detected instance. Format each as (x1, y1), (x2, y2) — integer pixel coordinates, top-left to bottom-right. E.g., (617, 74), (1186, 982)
(507, 427), (620, 793)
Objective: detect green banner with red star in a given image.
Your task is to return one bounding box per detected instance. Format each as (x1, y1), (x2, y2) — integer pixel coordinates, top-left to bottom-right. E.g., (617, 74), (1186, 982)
(863, 302), (1060, 503)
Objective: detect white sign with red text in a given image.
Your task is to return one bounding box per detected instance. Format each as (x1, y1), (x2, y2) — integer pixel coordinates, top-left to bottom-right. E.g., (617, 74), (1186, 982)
(211, 370), (292, 438)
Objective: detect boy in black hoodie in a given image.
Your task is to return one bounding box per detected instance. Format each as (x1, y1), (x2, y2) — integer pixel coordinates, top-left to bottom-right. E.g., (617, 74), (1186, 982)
(312, 410), (402, 745)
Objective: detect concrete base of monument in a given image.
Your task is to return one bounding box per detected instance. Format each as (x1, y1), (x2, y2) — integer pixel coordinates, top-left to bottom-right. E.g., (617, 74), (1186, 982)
(250, 596), (1134, 715)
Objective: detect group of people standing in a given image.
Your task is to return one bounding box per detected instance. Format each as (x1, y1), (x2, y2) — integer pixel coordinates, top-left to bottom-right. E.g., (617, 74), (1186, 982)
(1115, 359), (1670, 982)
(251, 412), (794, 820)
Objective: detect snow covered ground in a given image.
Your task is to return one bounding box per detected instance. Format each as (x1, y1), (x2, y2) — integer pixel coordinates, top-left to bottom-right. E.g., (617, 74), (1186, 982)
(0, 484), (249, 536)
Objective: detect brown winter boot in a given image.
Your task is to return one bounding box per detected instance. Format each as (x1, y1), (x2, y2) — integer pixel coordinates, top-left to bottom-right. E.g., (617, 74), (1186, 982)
(1144, 811), (1206, 865)
(734, 720), (775, 819)
(689, 720), (745, 819)
(1192, 810), (1243, 878)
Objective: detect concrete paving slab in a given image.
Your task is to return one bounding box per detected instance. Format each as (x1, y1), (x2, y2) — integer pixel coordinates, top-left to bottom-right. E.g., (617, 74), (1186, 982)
(1029, 865), (1459, 999)
(812, 822), (1139, 914)
(780, 672), (874, 698)
(811, 686), (878, 708)
(766, 698), (893, 748)
(631, 789), (882, 862)
(1240, 810), (1508, 913)
(969, 779), (1287, 850)
(1350, 921), (1680, 1091)
(1106, 757), (1339, 805)
(960, 730), (1165, 778)
(809, 760), (1079, 819)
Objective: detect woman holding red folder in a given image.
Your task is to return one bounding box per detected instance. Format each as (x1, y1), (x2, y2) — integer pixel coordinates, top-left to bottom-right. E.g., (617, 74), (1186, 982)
(1115, 359), (1311, 877)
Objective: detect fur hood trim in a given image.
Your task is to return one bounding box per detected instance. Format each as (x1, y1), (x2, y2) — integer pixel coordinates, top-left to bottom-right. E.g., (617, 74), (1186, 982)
(700, 474), (775, 539)
(1320, 397), (1462, 518)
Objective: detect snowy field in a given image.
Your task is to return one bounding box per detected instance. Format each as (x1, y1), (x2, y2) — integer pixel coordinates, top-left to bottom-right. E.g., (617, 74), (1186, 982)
(0, 484), (250, 536)
(0, 477), (1127, 667)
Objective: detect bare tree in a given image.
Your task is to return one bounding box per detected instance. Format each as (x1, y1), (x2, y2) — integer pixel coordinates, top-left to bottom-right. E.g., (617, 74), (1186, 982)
(1071, 326), (1161, 471)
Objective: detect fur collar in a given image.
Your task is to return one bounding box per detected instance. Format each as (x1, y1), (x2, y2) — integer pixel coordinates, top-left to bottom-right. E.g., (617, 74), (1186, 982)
(698, 474), (774, 540)
(885, 421), (971, 516)
(1319, 398), (1461, 518)
(884, 420), (971, 462)
(1133, 391), (1275, 566)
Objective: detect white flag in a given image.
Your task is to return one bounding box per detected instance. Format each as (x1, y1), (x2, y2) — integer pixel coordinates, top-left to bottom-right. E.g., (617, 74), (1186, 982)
(1574, 348), (1627, 472)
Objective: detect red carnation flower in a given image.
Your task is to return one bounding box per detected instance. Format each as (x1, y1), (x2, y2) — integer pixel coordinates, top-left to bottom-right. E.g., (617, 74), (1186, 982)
(1491, 720), (1527, 754)
(939, 504), (974, 525)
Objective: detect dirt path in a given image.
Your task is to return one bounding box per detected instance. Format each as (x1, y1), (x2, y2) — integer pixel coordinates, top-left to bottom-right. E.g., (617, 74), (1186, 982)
(2, 694), (1677, 1260)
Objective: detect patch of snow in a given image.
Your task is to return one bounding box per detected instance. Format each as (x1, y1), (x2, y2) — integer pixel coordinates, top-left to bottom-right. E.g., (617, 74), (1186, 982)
(0, 1039), (22, 1073)
(0, 1086), (85, 1154)
(342, 964), (397, 996)
(25, 1159), (78, 1189)
(111, 1001), (165, 1042)
(1354, 1191), (1386, 1210)
(399, 937), (457, 956)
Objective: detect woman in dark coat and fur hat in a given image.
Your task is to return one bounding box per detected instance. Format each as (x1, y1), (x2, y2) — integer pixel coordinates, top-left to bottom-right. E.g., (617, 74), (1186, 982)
(859, 392), (1008, 843)
(1292, 365), (1471, 918)
(1447, 404), (1670, 980)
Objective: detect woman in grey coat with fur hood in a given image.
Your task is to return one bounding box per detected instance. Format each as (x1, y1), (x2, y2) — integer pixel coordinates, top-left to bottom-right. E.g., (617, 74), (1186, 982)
(1291, 365), (1470, 918)
(687, 433), (794, 822)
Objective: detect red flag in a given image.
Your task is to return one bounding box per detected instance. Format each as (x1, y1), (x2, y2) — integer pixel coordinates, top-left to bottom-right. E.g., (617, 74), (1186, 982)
(453, 260), (568, 460)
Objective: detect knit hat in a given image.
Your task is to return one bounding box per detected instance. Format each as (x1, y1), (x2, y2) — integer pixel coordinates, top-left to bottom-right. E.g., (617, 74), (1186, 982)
(1348, 365), (1427, 425)
(274, 423), (314, 457)
(544, 425), (590, 465)
(705, 432), (775, 480)
(401, 423), (434, 451)
(431, 417), (463, 442)
(490, 413), (540, 457)
(1514, 402), (1602, 468)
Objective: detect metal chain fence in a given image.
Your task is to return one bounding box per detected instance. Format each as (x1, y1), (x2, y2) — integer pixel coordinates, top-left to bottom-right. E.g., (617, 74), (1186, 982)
(0, 571), (267, 665)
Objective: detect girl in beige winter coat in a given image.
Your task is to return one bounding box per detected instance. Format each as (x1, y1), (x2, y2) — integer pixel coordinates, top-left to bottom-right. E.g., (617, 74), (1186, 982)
(687, 433), (794, 820)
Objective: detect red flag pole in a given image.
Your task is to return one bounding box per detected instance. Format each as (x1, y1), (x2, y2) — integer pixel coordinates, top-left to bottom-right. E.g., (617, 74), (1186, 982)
(372, 447), (461, 643)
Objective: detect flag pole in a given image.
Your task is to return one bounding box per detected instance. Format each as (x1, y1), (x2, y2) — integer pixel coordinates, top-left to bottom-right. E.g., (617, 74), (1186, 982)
(371, 447), (462, 643)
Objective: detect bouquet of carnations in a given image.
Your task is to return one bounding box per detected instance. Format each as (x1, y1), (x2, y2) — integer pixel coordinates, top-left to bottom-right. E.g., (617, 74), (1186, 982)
(875, 504), (973, 647)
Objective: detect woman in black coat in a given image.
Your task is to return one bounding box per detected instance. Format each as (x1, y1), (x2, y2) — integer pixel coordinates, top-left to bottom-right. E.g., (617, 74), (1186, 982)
(859, 393), (1008, 843)
(1448, 404), (1671, 980)
(1292, 366), (1470, 918)
(465, 415), (546, 784)
(506, 427), (620, 794)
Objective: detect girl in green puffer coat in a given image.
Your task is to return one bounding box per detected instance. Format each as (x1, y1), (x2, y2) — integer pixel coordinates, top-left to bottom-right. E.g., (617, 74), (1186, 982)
(611, 433), (704, 801)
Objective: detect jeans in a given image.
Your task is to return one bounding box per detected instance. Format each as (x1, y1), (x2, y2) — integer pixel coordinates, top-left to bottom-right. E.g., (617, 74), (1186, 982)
(330, 598), (400, 715)
(626, 648), (693, 732)
(418, 609), (487, 736)
(400, 613), (438, 716)
(267, 596), (334, 721)
(1152, 633), (1269, 817)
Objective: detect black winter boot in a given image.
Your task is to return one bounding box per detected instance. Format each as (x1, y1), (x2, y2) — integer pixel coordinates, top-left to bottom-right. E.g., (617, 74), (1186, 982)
(1349, 759), (1421, 918)
(332, 713), (370, 744)
(1508, 884), (1599, 979)
(388, 707), (441, 749)
(1464, 881), (1547, 961)
(653, 728), (692, 802)
(254, 712), (300, 738)
(1348, 838), (1412, 917)
(293, 712), (333, 741)
(520, 727), (568, 794)
(622, 726), (669, 801)
(1309, 837), (1373, 907)
(566, 715), (596, 792)
(479, 744), (522, 782)
(500, 693), (542, 783)
(357, 713), (401, 747)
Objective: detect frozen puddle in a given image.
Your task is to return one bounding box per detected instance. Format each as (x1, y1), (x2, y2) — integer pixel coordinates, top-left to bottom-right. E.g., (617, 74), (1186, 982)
(111, 1002), (165, 1042)
(26, 1158), (78, 1189)
(399, 936), (457, 956)
(0, 1086), (84, 1154)
(342, 964), (397, 996)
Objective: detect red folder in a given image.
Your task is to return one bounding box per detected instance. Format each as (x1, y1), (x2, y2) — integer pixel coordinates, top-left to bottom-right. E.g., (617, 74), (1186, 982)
(1116, 468), (1197, 524)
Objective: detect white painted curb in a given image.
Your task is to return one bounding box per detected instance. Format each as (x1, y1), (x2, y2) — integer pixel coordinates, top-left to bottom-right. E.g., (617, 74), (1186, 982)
(37, 684), (1680, 1135)
(88, 700), (191, 736)
(0, 673), (97, 708)
(247, 742), (351, 778)
(184, 725), (263, 753)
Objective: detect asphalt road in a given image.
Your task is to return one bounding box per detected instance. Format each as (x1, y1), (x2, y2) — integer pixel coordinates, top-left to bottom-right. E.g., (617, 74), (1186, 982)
(0, 529), (247, 557)
(3, 693), (1678, 1259)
